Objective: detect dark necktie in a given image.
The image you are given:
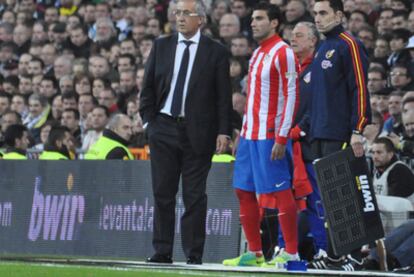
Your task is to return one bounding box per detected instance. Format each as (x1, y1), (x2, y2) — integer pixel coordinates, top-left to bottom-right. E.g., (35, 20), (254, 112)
(171, 40), (193, 117)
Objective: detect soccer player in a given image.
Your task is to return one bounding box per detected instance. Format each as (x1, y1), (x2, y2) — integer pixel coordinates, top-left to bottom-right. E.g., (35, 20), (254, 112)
(223, 1), (300, 268)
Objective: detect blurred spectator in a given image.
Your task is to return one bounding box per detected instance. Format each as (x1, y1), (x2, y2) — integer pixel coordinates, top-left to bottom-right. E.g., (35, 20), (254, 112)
(0, 110), (21, 147)
(146, 17), (163, 38)
(59, 75), (74, 94)
(85, 113), (133, 160)
(39, 126), (73, 160)
(17, 53), (32, 75)
(371, 137), (414, 197)
(121, 40), (139, 58)
(402, 95), (414, 113)
(117, 54), (136, 73)
(219, 13), (241, 45)
(51, 94), (63, 121)
(377, 8), (393, 35)
(39, 76), (58, 100)
(33, 121), (55, 152)
(375, 87), (391, 121)
(67, 23), (92, 58)
(89, 55), (110, 79)
(3, 76), (18, 95)
(0, 92), (10, 117)
(132, 23), (147, 45)
(357, 25), (376, 56)
(32, 21), (48, 44)
(24, 93), (51, 143)
(13, 24), (32, 55)
(135, 66), (145, 93)
(367, 66), (387, 96)
(94, 17), (117, 44)
(78, 93), (96, 132)
(61, 108), (81, 146)
(74, 74), (92, 95)
(398, 109), (414, 158)
(98, 87), (118, 114)
(230, 35), (252, 58)
(11, 94), (28, 118)
(231, 0), (252, 37)
(391, 10), (409, 30)
(363, 110), (384, 156)
(348, 10), (369, 35)
(82, 105), (109, 151)
(41, 43), (57, 76)
(374, 35), (391, 59)
(44, 6), (59, 25)
(0, 22), (14, 43)
(387, 28), (411, 67)
(54, 55), (73, 80)
(382, 91), (404, 136)
(2, 124), (29, 159)
(61, 92), (78, 110)
(18, 74), (33, 96)
(28, 57), (44, 77)
(211, 0), (232, 27)
(390, 63), (414, 90)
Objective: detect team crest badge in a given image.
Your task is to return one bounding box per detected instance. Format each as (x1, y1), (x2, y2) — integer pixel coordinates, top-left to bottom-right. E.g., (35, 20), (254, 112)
(325, 49), (335, 59)
(263, 54), (271, 64)
(303, 72), (311, 83)
(321, 60), (333, 69)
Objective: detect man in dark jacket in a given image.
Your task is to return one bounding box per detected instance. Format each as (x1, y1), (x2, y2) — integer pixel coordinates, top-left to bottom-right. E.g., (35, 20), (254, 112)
(308, 0), (371, 271)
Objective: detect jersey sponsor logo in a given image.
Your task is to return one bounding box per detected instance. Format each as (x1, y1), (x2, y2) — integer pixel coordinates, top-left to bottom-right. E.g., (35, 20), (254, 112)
(325, 49), (335, 59)
(303, 72), (311, 83)
(285, 71), (298, 79)
(263, 54), (271, 64)
(321, 60), (333, 69)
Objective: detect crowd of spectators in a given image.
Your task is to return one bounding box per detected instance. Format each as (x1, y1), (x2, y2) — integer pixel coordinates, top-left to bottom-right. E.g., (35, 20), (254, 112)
(0, 0), (412, 272)
(0, 0), (412, 164)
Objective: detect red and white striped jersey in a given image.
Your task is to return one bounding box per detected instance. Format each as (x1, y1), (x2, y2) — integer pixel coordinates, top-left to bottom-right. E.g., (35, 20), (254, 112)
(241, 35), (299, 144)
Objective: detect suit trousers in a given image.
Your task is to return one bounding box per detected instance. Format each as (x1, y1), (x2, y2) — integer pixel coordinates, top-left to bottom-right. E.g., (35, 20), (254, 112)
(147, 113), (213, 259)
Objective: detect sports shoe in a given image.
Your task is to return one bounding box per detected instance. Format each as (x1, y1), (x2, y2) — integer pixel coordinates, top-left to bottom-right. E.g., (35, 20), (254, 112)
(307, 249), (331, 269)
(262, 248), (299, 269)
(327, 255), (364, 271)
(222, 252), (265, 266)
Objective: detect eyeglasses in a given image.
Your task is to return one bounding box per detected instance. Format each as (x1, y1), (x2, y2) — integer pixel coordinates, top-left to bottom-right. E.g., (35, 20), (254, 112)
(390, 72), (407, 77)
(173, 9), (199, 17)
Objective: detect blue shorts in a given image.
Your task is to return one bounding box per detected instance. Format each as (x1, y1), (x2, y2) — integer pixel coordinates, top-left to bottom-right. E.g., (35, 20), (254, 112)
(233, 138), (292, 194)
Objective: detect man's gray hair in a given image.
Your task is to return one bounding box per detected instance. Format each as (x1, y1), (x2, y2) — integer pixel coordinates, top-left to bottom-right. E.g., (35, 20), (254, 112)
(296, 21), (320, 43)
(175, 0), (207, 17)
(107, 113), (127, 131)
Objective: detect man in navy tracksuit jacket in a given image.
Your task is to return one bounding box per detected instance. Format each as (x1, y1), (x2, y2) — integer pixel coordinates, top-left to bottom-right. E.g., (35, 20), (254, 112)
(307, 0), (371, 272)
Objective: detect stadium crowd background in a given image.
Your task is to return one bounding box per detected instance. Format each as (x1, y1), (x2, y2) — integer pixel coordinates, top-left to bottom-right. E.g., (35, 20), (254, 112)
(0, 0), (411, 163)
(0, 0), (413, 270)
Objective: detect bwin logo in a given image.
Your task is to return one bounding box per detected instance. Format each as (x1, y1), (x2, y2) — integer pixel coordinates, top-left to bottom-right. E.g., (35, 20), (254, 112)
(28, 176), (84, 241)
(358, 175), (375, 212)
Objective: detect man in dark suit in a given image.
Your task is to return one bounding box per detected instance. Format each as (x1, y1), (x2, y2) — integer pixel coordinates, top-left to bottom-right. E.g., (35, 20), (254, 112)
(140, 0), (232, 265)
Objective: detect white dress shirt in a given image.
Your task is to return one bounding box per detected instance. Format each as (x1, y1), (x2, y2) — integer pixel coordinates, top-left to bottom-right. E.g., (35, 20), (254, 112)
(160, 30), (201, 117)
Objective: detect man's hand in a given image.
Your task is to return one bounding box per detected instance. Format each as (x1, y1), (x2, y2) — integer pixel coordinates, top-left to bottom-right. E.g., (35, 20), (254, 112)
(271, 142), (286, 160)
(216, 135), (229, 154)
(350, 133), (364, 157)
(385, 132), (400, 148)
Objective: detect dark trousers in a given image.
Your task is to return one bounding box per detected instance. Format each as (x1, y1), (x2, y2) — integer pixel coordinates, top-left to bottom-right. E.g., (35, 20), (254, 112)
(311, 139), (361, 260)
(148, 114), (213, 259)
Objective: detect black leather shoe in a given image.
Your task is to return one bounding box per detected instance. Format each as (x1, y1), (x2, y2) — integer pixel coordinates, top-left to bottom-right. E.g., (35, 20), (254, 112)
(146, 254), (173, 264)
(187, 256), (202, 265)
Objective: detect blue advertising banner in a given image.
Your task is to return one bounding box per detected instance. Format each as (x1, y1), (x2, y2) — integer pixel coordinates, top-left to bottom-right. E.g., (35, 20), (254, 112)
(0, 161), (240, 263)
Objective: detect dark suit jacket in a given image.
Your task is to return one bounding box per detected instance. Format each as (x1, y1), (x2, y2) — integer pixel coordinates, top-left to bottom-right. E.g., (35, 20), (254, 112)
(140, 33), (232, 154)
